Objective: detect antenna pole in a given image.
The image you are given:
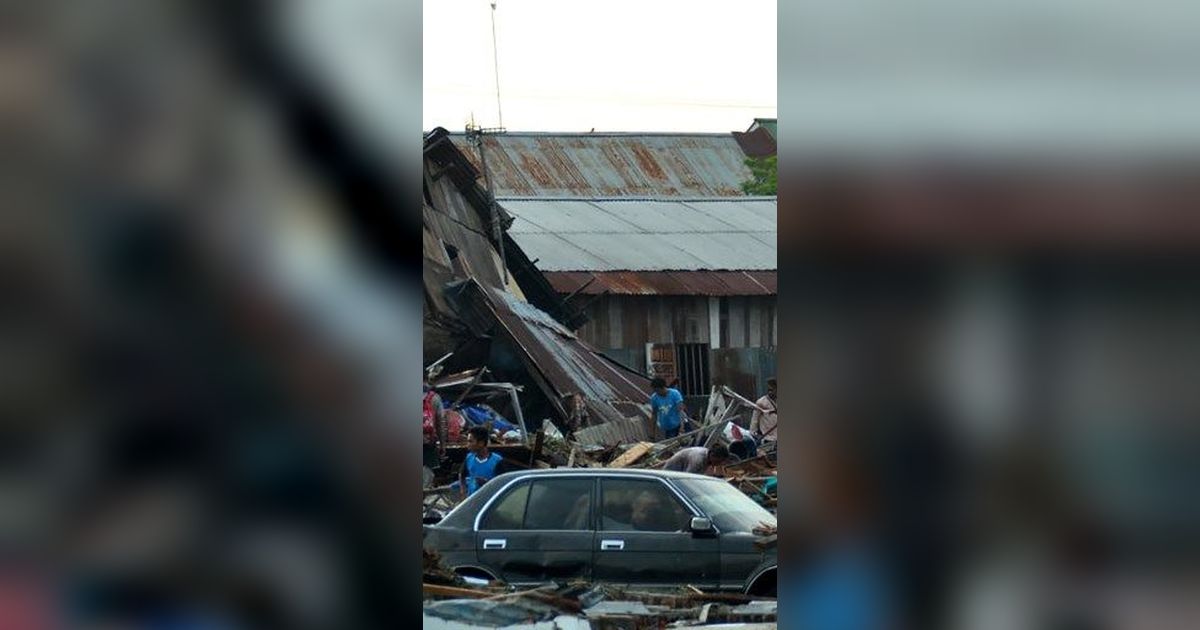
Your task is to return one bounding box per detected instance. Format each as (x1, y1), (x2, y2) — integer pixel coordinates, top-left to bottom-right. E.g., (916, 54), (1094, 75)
(490, 2), (503, 129)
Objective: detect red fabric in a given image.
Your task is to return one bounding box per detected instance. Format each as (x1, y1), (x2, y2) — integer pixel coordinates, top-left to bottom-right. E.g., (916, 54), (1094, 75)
(445, 409), (463, 442)
(423, 390), (438, 443)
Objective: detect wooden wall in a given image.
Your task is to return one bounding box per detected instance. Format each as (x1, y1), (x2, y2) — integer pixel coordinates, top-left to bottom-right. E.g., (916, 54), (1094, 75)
(574, 295), (778, 367)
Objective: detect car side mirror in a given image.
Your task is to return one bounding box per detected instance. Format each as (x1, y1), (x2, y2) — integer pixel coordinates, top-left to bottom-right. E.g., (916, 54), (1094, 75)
(689, 517), (714, 533)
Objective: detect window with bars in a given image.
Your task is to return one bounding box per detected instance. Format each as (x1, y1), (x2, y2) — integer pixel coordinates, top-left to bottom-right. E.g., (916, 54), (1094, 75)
(674, 343), (711, 397)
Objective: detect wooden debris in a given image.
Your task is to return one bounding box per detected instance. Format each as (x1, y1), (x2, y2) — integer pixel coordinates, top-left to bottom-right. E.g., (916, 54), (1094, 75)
(607, 441), (654, 468)
(480, 585), (558, 602)
(566, 446), (577, 468)
(423, 583), (502, 599)
(528, 429), (545, 466)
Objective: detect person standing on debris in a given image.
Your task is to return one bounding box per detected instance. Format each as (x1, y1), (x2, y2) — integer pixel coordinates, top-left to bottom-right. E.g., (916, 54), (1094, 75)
(751, 378), (778, 444)
(424, 378), (448, 458)
(662, 444), (730, 475)
(649, 377), (686, 439)
(460, 426), (503, 498)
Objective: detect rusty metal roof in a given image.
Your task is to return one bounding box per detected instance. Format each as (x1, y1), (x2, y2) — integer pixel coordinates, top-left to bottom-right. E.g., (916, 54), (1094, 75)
(544, 271), (777, 296)
(733, 127), (777, 158)
(499, 197), (776, 272)
(448, 279), (651, 427)
(448, 132), (754, 197)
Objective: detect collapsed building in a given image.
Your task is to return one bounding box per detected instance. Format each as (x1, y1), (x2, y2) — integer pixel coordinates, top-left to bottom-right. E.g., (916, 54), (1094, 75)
(423, 128), (655, 445)
(445, 129), (778, 408)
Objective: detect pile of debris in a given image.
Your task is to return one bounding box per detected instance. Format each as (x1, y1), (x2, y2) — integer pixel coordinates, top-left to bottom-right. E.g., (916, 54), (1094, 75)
(423, 381), (778, 519)
(423, 579), (778, 629)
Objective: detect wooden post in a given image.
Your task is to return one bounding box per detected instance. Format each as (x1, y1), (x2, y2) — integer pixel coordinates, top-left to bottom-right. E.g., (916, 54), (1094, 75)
(528, 429), (545, 466)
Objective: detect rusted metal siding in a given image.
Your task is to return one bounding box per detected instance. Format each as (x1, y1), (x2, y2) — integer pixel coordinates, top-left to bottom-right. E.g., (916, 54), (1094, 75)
(449, 133), (754, 198)
(545, 271), (777, 296)
(733, 127), (777, 158)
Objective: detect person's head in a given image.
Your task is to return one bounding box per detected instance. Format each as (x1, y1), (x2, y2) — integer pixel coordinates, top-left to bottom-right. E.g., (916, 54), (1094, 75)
(767, 378), (777, 399)
(467, 427), (490, 452)
(630, 490), (663, 530)
(650, 377), (667, 396)
(707, 444), (730, 466)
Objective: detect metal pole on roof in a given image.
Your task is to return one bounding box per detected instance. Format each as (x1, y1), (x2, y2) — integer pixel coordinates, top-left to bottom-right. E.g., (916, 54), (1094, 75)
(471, 128), (508, 285)
(490, 2), (504, 130)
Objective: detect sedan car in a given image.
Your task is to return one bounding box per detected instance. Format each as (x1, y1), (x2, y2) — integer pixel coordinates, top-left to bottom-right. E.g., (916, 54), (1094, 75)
(423, 468), (777, 596)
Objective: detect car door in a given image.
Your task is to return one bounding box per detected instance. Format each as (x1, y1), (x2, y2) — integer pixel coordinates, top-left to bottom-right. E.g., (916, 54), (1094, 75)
(593, 477), (721, 588)
(476, 476), (595, 585)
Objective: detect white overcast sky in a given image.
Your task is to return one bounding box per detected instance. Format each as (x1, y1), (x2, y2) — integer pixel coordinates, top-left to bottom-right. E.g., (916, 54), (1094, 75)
(423, 0), (777, 133)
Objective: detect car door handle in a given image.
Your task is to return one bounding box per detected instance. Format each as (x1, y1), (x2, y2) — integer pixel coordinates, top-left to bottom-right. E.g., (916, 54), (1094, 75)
(600, 539), (624, 551)
(483, 538), (507, 550)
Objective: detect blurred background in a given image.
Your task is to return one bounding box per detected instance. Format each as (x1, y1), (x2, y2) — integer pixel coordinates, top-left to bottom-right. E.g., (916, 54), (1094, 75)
(779, 3), (1200, 628)
(6, 0), (1200, 628)
(3, 0), (422, 628)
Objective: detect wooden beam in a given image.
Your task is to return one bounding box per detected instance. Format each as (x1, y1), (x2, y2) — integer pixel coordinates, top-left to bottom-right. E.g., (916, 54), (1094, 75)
(528, 429), (545, 466)
(607, 441), (654, 468)
(423, 584), (496, 599)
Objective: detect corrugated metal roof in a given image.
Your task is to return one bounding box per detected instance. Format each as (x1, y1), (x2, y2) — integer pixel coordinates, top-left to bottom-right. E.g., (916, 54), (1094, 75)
(499, 198), (777, 272)
(449, 279), (651, 429)
(751, 118), (777, 139)
(448, 133), (754, 197)
(733, 127), (777, 158)
(545, 271), (777, 296)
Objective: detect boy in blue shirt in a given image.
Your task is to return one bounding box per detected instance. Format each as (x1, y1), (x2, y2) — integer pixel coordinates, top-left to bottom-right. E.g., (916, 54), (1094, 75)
(649, 377), (686, 439)
(460, 426), (503, 498)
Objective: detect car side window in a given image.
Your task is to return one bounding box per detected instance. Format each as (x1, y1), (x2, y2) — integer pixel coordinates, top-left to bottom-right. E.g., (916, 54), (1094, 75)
(481, 482), (530, 530)
(522, 479), (593, 530)
(599, 479), (692, 532)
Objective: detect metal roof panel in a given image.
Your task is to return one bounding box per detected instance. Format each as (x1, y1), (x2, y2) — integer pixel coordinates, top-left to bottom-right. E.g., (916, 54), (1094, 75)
(449, 133), (754, 197)
(498, 198), (777, 271)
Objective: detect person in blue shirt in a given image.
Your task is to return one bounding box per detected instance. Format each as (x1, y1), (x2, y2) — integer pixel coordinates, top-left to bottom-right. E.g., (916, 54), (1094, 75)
(459, 426), (503, 498)
(648, 377), (686, 439)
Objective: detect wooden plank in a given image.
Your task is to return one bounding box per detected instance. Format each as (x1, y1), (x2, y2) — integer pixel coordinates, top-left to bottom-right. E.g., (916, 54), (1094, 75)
(608, 297), (623, 348)
(528, 429), (545, 466)
(608, 441), (654, 468)
(423, 584), (495, 599)
(748, 299), (763, 347)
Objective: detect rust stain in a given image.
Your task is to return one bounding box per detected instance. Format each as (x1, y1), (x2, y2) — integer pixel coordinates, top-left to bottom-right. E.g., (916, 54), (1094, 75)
(519, 151), (556, 188)
(630, 144), (667, 181)
(447, 133), (754, 197)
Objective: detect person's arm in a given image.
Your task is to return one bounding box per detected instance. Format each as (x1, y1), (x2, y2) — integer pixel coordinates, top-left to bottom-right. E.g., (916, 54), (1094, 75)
(459, 457), (468, 498)
(750, 405), (762, 434)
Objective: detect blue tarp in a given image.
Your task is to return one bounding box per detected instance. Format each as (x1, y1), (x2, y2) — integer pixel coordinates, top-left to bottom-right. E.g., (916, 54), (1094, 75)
(459, 405), (518, 434)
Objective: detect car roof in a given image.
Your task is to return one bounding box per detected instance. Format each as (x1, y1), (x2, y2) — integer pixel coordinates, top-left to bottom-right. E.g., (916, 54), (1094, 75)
(488, 468), (718, 483)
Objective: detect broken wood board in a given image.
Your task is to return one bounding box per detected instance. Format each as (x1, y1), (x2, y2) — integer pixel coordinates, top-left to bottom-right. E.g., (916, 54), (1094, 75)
(608, 442), (655, 468)
(423, 583), (505, 599)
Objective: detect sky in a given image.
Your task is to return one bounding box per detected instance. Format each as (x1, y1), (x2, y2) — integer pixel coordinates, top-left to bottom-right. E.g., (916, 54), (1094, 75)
(423, 0), (777, 133)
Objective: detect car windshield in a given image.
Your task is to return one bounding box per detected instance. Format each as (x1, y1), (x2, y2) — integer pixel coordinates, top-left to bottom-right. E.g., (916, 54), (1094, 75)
(674, 478), (776, 533)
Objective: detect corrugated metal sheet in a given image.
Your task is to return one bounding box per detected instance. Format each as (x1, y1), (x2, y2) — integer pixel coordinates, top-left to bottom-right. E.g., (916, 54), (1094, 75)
(751, 118), (777, 139)
(733, 127), (777, 158)
(545, 271), (777, 296)
(572, 416), (657, 447)
(449, 279), (651, 429)
(448, 133), (754, 198)
(499, 198), (776, 272)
